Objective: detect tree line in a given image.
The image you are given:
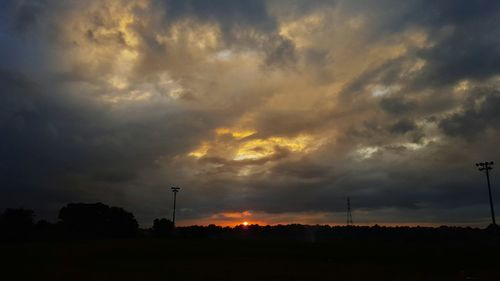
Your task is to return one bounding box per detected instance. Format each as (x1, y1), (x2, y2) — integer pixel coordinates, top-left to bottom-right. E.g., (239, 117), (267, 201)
(1, 202), (499, 241)
(0, 203), (171, 239)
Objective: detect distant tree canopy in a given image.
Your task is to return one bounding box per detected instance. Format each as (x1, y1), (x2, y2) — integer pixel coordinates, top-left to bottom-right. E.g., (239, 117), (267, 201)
(58, 203), (138, 237)
(152, 218), (174, 237)
(0, 208), (34, 237)
(1, 203), (499, 241)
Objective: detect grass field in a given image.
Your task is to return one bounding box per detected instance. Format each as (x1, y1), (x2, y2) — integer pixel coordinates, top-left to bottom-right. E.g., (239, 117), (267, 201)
(1, 237), (499, 280)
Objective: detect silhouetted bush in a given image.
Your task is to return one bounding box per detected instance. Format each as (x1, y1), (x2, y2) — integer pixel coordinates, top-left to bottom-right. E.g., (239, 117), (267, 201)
(58, 202), (139, 238)
(0, 208), (34, 238)
(152, 218), (174, 237)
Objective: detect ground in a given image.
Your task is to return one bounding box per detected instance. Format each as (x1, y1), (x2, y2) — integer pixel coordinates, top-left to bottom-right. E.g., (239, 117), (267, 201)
(1, 237), (499, 280)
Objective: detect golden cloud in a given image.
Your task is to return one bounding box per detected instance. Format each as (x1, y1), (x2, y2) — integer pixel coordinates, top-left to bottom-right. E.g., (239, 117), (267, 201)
(188, 128), (316, 163)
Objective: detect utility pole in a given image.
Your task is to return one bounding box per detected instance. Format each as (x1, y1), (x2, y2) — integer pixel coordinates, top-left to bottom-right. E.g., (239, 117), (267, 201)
(347, 197), (353, 226)
(171, 187), (180, 227)
(475, 162), (496, 226)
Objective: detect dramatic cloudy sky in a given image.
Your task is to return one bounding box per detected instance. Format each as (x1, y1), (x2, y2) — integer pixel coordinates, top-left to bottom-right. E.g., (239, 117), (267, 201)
(1, 0), (500, 226)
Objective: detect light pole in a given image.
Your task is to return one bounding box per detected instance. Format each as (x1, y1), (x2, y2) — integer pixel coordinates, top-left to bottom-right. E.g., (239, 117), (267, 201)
(475, 162), (496, 226)
(171, 187), (180, 227)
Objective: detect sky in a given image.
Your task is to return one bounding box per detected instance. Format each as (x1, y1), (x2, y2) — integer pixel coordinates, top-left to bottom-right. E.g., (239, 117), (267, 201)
(1, 0), (500, 227)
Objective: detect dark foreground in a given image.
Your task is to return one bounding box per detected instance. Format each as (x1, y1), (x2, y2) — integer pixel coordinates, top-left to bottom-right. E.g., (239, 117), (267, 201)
(2, 236), (500, 281)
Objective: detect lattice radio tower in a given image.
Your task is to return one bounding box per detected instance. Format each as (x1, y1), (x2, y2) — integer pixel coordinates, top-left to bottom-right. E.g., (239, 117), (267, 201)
(346, 197), (353, 226)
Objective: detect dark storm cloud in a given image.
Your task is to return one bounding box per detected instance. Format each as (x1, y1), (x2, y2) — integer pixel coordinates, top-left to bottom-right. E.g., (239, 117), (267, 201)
(263, 35), (296, 67)
(271, 159), (329, 179)
(380, 97), (417, 115)
(440, 90), (500, 140)
(156, 0), (275, 31)
(224, 156), (482, 218)
(0, 0), (46, 33)
(389, 119), (416, 134)
(147, 0), (298, 68)
(410, 1), (500, 88)
(0, 66), (218, 214)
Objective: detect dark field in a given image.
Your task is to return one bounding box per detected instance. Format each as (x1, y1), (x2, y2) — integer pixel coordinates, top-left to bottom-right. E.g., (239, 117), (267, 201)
(2, 237), (500, 281)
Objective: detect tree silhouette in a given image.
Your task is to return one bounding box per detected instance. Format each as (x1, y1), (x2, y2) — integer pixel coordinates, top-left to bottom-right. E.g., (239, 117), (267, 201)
(58, 202), (138, 238)
(0, 208), (34, 238)
(152, 218), (174, 237)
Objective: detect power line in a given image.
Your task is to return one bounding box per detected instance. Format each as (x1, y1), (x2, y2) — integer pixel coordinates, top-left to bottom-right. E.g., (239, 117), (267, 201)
(475, 161), (496, 226)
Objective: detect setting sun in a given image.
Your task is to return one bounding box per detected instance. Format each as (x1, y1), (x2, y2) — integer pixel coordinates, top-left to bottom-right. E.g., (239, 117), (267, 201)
(242, 221), (249, 226)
